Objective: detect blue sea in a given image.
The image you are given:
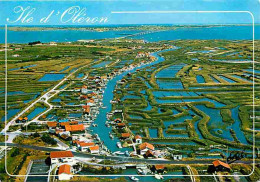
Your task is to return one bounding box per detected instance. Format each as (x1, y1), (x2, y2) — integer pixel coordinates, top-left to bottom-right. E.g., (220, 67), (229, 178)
(0, 25), (259, 43)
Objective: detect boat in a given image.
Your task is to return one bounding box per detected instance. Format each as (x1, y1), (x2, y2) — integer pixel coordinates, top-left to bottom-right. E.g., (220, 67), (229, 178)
(92, 124), (98, 127)
(117, 142), (122, 148)
(137, 169), (143, 174)
(129, 176), (139, 181)
(159, 174), (164, 179)
(105, 121), (110, 127)
(154, 174), (163, 179)
(109, 133), (114, 139)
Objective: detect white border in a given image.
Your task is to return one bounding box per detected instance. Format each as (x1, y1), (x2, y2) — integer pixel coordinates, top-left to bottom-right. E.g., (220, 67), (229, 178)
(4, 10), (255, 178)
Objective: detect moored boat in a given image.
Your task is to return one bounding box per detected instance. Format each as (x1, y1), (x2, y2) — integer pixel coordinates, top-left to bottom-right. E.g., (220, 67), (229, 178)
(117, 142), (122, 148)
(129, 176), (139, 181)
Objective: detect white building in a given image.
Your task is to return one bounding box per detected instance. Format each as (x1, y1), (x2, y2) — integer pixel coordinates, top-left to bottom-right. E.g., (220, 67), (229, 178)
(50, 42), (57, 46)
(89, 145), (100, 154)
(50, 151), (74, 164)
(79, 142), (95, 152)
(135, 135), (142, 144)
(81, 85), (88, 94)
(58, 164), (73, 181)
(139, 142), (155, 155)
(12, 54), (20, 57)
(173, 155), (182, 160)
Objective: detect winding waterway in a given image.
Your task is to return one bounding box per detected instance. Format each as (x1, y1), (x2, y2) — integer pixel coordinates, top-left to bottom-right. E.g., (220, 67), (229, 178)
(91, 47), (178, 152)
(91, 46), (250, 153)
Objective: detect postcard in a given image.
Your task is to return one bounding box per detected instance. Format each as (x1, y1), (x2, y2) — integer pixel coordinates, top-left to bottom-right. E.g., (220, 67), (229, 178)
(0, 0), (259, 181)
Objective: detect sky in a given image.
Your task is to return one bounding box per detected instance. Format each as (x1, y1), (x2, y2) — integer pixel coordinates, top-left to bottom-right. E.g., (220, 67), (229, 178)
(0, 0), (259, 25)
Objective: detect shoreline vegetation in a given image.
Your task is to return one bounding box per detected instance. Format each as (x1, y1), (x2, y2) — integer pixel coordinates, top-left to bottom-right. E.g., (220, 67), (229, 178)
(0, 24), (257, 32)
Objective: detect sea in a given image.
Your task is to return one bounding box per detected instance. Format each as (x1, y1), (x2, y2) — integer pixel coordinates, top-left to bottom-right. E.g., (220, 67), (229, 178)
(0, 25), (259, 43)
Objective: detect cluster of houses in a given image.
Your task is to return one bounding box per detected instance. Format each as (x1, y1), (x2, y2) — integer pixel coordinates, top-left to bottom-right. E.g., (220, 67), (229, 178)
(78, 75), (109, 122)
(47, 121), (86, 141)
(135, 51), (150, 58)
(15, 117), (28, 124)
(72, 140), (99, 154)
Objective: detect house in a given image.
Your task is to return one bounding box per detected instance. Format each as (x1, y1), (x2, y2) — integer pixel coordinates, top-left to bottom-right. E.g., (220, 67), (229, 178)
(60, 134), (70, 141)
(58, 164), (73, 180)
(12, 54), (20, 57)
(49, 42), (57, 46)
(86, 99), (95, 106)
(212, 160), (231, 172)
(50, 151), (74, 164)
(72, 140), (84, 147)
(145, 150), (154, 158)
(79, 142), (95, 152)
(65, 124), (85, 134)
(135, 135), (142, 144)
(80, 95), (88, 100)
(152, 165), (165, 173)
(89, 145), (100, 154)
(81, 85), (88, 94)
(47, 122), (57, 128)
(114, 118), (122, 123)
(82, 105), (91, 115)
(15, 117), (28, 123)
(139, 142), (154, 155)
(121, 133), (130, 139)
(117, 123), (126, 128)
(172, 154), (182, 160)
(60, 122), (70, 128)
(70, 121), (78, 125)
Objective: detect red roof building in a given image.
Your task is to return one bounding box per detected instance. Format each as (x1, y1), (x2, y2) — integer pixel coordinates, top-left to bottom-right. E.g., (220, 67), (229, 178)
(212, 160), (231, 170)
(89, 145), (100, 154)
(117, 123), (126, 127)
(82, 105), (91, 113)
(50, 151), (74, 159)
(60, 122), (70, 127)
(47, 122), (57, 128)
(79, 142), (95, 147)
(154, 165), (165, 170)
(65, 124), (85, 132)
(135, 135), (142, 139)
(121, 133), (130, 138)
(139, 142), (154, 150)
(114, 118), (122, 123)
(58, 164), (71, 175)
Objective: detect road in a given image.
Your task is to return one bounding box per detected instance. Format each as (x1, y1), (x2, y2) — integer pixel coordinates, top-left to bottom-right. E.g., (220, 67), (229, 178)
(187, 165), (195, 182)
(0, 142), (255, 165)
(1, 60), (98, 133)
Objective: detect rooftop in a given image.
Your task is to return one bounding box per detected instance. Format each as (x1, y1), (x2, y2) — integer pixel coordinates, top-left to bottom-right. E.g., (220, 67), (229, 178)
(50, 151), (74, 159)
(121, 133), (130, 138)
(65, 124), (85, 132)
(135, 135), (142, 139)
(58, 164), (71, 175)
(212, 160), (231, 169)
(89, 145), (99, 151)
(47, 122), (57, 128)
(79, 142), (95, 147)
(139, 142), (154, 150)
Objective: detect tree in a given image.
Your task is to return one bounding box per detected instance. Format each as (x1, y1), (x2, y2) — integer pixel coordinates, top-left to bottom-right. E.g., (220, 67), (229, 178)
(32, 132), (40, 138)
(11, 148), (20, 157)
(41, 134), (57, 145)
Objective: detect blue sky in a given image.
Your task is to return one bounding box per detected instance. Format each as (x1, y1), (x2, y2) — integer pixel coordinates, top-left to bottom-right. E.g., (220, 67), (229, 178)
(0, 0), (259, 25)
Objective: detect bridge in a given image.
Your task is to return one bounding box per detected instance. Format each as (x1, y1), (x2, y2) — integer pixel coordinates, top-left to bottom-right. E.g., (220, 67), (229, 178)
(116, 30), (164, 40)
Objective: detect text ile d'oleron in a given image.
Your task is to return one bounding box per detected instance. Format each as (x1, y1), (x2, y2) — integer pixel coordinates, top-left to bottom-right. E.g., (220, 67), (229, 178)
(7, 6), (109, 24)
